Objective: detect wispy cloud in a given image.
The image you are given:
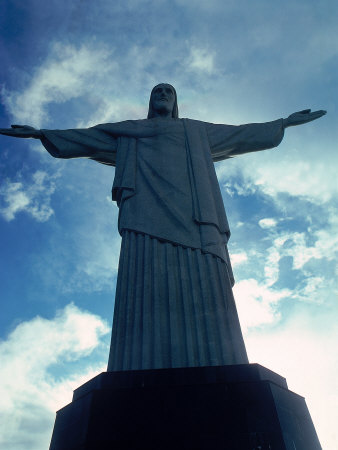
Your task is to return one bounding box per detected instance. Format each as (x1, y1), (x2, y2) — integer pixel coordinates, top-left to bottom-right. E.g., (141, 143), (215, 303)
(0, 170), (59, 222)
(253, 157), (337, 204)
(187, 47), (215, 74)
(2, 43), (116, 127)
(0, 303), (109, 450)
(272, 214), (338, 272)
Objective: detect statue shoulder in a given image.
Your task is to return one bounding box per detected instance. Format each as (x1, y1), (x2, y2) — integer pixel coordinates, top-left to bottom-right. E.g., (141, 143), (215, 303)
(181, 118), (214, 131)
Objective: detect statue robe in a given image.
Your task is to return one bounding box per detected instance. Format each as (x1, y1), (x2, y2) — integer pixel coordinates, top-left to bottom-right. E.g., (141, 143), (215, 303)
(41, 117), (284, 370)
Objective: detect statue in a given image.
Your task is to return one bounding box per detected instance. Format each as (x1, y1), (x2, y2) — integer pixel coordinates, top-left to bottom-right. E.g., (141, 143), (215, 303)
(0, 84), (326, 372)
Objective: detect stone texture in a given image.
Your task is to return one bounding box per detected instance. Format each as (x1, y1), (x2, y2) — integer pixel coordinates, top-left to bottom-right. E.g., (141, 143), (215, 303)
(108, 231), (248, 371)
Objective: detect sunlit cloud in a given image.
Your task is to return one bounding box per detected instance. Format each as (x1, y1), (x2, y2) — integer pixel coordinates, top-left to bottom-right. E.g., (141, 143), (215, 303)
(258, 217), (277, 228)
(0, 304), (109, 450)
(234, 278), (290, 332)
(245, 151), (337, 204)
(230, 251), (248, 267)
(246, 308), (338, 450)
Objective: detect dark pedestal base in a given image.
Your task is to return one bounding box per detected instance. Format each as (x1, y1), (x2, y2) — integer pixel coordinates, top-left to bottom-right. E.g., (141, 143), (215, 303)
(49, 364), (321, 450)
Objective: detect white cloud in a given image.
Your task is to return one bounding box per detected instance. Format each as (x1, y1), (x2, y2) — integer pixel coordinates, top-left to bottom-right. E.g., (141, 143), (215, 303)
(276, 218), (338, 271)
(264, 246), (281, 286)
(230, 251), (248, 267)
(216, 131), (337, 214)
(311, 212), (338, 262)
(242, 149), (337, 204)
(255, 159), (335, 203)
(234, 278), (290, 332)
(0, 170), (58, 222)
(285, 232), (323, 270)
(187, 47), (215, 74)
(2, 43), (116, 127)
(0, 303), (109, 450)
(246, 310), (338, 450)
(300, 276), (325, 296)
(258, 217), (277, 229)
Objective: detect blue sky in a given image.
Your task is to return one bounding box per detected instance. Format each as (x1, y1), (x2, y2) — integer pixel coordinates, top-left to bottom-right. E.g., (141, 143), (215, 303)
(0, 0), (337, 448)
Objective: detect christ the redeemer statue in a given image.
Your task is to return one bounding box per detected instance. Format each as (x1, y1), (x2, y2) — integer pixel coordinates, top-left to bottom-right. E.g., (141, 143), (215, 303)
(0, 84), (326, 371)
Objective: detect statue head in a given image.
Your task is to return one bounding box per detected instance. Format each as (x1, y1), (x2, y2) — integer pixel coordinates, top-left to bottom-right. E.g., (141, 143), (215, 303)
(147, 83), (179, 119)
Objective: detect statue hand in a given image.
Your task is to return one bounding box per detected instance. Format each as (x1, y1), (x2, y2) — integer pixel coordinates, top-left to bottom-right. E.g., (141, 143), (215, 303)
(284, 109), (326, 128)
(0, 125), (42, 139)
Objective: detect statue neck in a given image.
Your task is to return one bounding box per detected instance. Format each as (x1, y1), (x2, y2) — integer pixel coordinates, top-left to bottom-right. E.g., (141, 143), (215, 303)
(151, 110), (173, 119)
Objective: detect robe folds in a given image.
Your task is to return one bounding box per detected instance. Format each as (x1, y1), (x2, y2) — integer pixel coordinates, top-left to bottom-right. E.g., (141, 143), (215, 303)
(41, 117), (284, 370)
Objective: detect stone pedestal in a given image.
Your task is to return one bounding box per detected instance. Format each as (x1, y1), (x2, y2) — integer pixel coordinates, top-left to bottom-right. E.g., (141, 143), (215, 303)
(49, 364), (321, 450)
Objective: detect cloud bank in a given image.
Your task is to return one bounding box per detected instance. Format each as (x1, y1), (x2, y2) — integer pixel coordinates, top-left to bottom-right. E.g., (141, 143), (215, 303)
(0, 304), (109, 450)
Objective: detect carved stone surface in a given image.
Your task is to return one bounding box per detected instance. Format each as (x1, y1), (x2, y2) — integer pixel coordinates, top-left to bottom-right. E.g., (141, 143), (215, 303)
(38, 85), (286, 369)
(0, 85), (325, 371)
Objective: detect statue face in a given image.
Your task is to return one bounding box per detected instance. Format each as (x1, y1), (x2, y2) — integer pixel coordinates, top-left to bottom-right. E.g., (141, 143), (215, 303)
(151, 84), (176, 116)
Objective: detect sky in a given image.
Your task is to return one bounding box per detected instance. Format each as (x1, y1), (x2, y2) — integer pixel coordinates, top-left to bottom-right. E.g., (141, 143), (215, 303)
(0, 0), (337, 448)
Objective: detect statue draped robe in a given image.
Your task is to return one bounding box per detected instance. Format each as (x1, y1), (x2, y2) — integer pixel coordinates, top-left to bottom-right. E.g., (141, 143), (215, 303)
(41, 117), (284, 370)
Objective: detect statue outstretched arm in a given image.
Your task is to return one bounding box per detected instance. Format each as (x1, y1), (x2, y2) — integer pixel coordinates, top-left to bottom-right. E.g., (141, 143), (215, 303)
(207, 109), (326, 162)
(0, 124), (118, 166)
(283, 109), (326, 128)
(206, 119), (285, 161)
(0, 125), (42, 138)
